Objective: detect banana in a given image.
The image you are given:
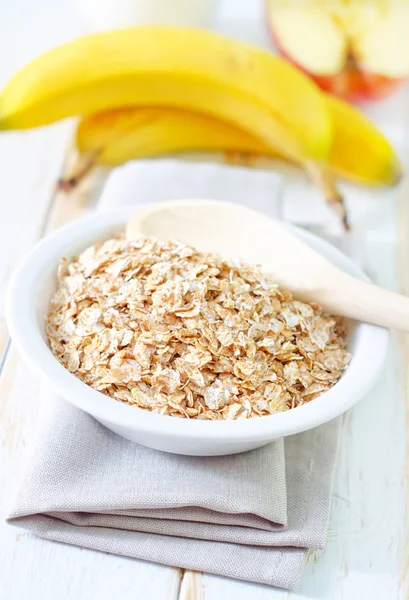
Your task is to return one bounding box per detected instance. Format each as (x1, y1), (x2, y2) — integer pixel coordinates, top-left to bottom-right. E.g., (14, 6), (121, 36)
(61, 97), (400, 196)
(77, 107), (274, 165)
(58, 107), (279, 190)
(326, 94), (401, 187)
(0, 27), (332, 163)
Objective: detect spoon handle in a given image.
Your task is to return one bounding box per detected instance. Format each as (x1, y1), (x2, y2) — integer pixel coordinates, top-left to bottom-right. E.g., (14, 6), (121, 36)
(312, 271), (409, 332)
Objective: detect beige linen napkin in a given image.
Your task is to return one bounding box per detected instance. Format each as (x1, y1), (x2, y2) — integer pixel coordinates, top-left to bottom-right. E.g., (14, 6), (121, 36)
(8, 399), (340, 590)
(8, 160), (341, 590)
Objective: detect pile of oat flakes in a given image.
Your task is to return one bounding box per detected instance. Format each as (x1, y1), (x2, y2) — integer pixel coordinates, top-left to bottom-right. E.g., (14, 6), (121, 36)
(46, 236), (350, 420)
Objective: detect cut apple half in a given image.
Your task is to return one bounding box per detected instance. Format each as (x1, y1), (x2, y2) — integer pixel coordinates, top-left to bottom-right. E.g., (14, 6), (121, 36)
(352, 4), (409, 78)
(266, 0), (409, 101)
(267, 5), (347, 75)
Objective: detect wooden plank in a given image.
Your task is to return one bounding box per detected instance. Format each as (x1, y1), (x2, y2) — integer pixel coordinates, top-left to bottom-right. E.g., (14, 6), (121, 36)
(199, 184), (406, 599)
(0, 124), (72, 320)
(396, 173), (409, 599)
(179, 571), (205, 600)
(0, 152), (181, 600)
(0, 361), (181, 600)
(46, 156), (109, 233)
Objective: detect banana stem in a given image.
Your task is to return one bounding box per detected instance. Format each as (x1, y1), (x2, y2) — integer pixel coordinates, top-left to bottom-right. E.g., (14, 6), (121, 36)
(304, 160), (349, 231)
(57, 151), (99, 192)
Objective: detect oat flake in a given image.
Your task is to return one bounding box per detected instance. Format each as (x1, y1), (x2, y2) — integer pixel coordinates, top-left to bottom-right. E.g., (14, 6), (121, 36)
(46, 236), (350, 419)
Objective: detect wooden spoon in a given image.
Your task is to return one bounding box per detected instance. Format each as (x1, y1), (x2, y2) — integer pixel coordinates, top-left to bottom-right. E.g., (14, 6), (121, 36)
(126, 199), (409, 332)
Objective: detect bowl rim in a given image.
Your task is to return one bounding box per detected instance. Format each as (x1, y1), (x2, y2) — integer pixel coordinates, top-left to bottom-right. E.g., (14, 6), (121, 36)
(6, 204), (389, 441)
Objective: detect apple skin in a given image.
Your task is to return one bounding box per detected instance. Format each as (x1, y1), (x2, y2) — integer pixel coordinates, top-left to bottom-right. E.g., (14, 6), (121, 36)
(310, 69), (404, 103)
(267, 17), (406, 103)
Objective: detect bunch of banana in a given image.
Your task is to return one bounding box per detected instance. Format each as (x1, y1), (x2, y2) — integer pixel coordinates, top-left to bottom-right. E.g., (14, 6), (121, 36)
(0, 27), (401, 228)
(62, 95), (401, 194)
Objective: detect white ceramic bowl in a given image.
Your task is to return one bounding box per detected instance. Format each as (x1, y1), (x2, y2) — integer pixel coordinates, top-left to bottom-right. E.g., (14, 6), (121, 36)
(6, 206), (388, 456)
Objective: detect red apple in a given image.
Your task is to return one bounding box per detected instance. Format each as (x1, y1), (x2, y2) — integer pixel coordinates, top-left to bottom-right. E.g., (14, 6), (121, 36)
(266, 0), (409, 102)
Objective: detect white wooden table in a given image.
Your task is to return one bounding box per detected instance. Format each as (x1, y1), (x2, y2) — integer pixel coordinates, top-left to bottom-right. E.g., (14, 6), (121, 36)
(0, 1), (408, 598)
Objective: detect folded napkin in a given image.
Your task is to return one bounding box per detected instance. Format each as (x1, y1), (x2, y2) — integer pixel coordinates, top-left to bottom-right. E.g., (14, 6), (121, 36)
(8, 160), (341, 590)
(8, 398), (340, 590)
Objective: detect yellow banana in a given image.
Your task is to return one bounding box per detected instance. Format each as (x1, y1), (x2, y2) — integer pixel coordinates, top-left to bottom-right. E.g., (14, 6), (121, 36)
(326, 94), (401, 187)
(0, 27), (331, 163)
(77, 107), (273, 164)
(62, 96), (400, 194)
(58, 107), (279, 190)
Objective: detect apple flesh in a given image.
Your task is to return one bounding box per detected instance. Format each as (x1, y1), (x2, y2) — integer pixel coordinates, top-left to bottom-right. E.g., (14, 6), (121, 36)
(266, 1), (409, 102)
